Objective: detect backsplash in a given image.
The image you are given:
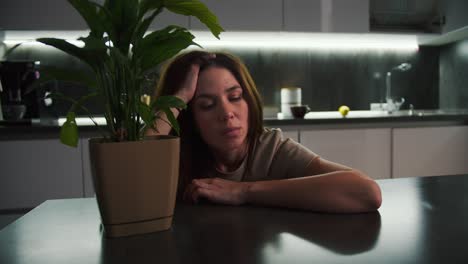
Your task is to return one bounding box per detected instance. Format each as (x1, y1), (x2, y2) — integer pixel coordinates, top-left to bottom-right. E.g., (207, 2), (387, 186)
(439, 39), (468, 109)
(230, 46), (439, 112)
(2, 42), (441, 118)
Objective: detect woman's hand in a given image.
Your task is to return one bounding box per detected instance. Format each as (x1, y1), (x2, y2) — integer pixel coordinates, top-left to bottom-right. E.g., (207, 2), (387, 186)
(183, 178), (251, 205)
(175, 53), (216, 104)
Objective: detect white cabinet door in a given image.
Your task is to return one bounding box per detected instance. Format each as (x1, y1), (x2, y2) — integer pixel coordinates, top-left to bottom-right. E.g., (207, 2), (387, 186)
(300, 128), (391, 179)
(190, 0), (283, 31)
(392, 126), (468, 178)
(0, 139), (83, 210)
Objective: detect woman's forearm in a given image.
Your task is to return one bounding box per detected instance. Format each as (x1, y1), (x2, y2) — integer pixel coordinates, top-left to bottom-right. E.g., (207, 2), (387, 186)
(145, 107), (181, 136)
(245, 171), (382, 213)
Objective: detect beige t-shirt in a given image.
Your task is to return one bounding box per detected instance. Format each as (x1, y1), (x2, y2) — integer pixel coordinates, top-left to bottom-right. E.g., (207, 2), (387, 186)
(208, 128), (319, 182)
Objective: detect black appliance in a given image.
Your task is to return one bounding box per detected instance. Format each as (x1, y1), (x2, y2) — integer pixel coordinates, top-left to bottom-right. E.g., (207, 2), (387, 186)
(0, 61), (40, 121)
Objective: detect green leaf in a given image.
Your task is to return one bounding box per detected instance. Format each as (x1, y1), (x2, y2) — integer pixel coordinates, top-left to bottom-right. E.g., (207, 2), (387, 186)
(60, 112), (79, 147)
(104, 0), (139, 54)
(133, 7), (163, 47)
(36, 38), (97, 69)
(152, 95), (187, 110)
(68, 0), (107, 37)
(138, 101), (154, 127)
(78, 35), (107, 52)
(135, 26), (198, 71)
(164, 0), (224, 39)
(163, 108), (180, 135)
(139, 0), (164, 17)
(3, 43), (22, 59)
(152, 95), (186, 135)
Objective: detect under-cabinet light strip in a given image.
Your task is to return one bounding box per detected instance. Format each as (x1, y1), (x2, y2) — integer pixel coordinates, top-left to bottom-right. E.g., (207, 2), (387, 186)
(2, 30), (419, 52)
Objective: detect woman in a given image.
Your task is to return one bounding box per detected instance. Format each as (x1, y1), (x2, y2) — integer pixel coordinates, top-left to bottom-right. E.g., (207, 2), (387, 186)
(148, 50), (382, 213)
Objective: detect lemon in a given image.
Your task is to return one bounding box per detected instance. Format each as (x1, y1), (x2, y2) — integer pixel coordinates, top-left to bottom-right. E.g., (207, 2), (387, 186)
(338, 105), (350, 117)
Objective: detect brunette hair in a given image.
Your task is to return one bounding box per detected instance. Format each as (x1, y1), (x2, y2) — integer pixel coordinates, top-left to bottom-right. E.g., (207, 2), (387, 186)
(155, 50), (264, 196)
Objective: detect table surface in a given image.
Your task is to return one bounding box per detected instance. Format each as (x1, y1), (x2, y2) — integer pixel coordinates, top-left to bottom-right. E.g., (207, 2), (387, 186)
(1, 175), (468, 264)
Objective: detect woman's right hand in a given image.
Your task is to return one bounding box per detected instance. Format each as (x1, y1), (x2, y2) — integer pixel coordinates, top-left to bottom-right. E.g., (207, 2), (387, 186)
(175, 53), (216, 104)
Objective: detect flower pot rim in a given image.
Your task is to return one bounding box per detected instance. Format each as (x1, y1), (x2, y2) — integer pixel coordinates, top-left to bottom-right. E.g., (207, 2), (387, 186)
(89, 135), (179, 145)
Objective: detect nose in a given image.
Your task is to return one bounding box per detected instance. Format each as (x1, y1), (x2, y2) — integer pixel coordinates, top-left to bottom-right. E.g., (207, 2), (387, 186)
(218, 100), (234, 121)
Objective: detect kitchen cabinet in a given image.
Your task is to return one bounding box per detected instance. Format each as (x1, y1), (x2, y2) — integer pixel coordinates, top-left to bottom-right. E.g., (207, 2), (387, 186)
(281, 129), (299, 142)
(283, 0), (322, 32)
(190, 0), (283, 31)
(440, 0), (468, 33)
(0, 0), (369, 33)
(329, 0), (369, 33)
(0, 0), (87, 30)
(0, 139), (83, 210)
(299, 128), (391, 179)
(192, 0), (369, 33)
(290, 0), (370, 33)
(0, 0), (188, 31)
(392, 126), (468, 178)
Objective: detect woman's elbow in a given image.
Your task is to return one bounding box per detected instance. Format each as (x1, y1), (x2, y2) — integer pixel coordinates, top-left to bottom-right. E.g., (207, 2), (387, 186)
(353, 171), (382, 212)
(366, 180), (382, 211)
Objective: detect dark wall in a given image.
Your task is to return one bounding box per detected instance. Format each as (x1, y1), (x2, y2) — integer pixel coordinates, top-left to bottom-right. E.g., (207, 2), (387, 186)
(3, 43), (440, 117)
(439, 39), (468, 109)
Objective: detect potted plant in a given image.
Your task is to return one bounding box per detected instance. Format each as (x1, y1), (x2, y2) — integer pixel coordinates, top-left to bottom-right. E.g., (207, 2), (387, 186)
(35, 0), (223, 237)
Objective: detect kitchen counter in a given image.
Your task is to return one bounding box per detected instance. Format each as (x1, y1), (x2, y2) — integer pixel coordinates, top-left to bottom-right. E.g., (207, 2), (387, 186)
(1, 109), (468, 140)
(265, 109), (468, 127)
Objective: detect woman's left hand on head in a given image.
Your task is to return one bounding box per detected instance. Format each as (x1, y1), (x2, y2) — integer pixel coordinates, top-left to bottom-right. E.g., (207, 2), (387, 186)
(187, 178), (251, 205)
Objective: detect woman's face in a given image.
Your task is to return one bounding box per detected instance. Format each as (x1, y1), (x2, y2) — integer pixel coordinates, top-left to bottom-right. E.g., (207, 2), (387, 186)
(192, 66), (249, 154)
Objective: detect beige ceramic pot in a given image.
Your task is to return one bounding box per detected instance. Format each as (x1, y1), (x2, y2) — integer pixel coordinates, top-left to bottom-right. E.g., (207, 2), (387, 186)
(89, 136), (180, 237)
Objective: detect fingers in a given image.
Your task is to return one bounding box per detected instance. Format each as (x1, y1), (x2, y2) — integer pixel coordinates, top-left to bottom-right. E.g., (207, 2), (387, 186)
(185, 178), (248, 206)
(176, 53), (216, 103)
(192, 179), (216, 190)
(192, 53), (216, 66)
(183, 178), (219, 204)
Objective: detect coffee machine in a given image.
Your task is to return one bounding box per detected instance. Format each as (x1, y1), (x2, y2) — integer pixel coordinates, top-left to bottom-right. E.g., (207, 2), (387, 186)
(0, 61), (40, 121)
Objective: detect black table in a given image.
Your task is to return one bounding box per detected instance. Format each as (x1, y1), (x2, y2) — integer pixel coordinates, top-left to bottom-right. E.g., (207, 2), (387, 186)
(1, 175), (468, 264)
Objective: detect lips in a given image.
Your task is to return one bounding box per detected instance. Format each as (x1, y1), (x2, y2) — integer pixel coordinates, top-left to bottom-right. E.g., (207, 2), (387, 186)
(222, 127), (241, 137)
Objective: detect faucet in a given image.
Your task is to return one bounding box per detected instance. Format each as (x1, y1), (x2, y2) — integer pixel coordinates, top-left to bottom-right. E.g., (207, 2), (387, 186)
(385, 62), (411, 112)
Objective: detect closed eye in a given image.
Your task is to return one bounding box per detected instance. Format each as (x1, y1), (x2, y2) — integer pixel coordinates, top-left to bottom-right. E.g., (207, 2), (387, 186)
(199, 102), (215, 110)
(230, 96), (242, 102)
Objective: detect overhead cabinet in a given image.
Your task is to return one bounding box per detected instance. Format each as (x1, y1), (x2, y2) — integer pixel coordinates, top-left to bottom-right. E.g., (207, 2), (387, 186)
(193, 0), (369, 33)
(0, 0), (87, 30)
(440, 0), (468, 33)
(0, 0), (189, 31)
(1, 0), (369, 33)
(190, 0), (283, 31)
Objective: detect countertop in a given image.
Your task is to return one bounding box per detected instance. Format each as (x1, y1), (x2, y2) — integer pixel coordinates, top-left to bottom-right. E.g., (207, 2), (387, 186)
(265, 109), (468, 126)
(1, 109), (468, 140)
(1, 174), (468, 264)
